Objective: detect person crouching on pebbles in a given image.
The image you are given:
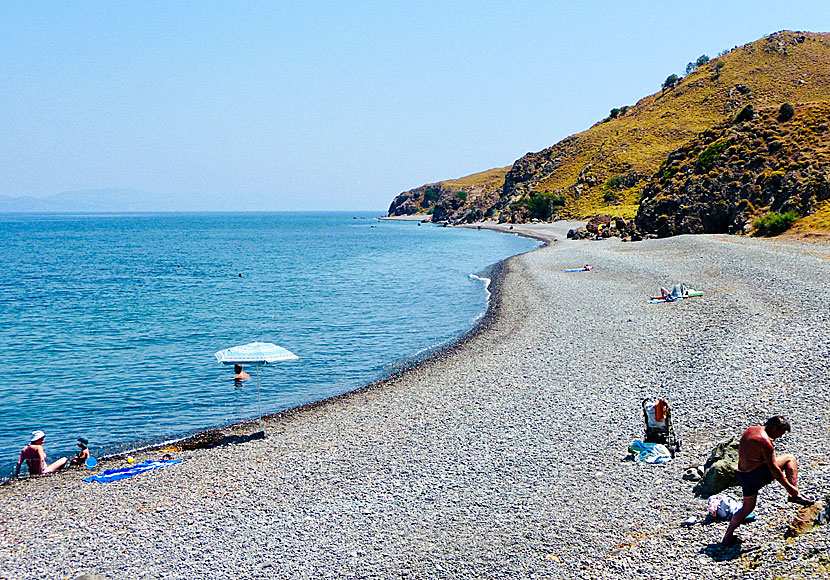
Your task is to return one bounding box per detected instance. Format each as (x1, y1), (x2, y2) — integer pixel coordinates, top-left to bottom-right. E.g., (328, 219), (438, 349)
(14, 430), (68, 478)
(722, 416), (814, 545)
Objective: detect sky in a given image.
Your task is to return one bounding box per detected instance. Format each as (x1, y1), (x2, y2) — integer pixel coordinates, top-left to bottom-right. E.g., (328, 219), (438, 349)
(1, 1), (830, 211)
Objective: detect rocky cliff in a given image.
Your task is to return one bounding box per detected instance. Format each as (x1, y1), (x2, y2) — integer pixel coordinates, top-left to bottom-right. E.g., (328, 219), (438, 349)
(387, 167), (510, 223)
(635, 102), (830, 237)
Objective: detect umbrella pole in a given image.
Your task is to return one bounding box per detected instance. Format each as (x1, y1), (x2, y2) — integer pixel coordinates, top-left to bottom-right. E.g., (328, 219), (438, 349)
(256, 364), (263, 434)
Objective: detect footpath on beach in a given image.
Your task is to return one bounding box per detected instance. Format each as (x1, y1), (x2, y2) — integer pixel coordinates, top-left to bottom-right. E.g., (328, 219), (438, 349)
(2, 222), (830, 580)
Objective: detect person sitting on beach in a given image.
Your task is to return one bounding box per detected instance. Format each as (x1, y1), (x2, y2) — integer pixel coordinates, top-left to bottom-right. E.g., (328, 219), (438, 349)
(69, 437), (90, 466)
(721, 416), (814, 545)
(583, 265), (593, 271)
(14, 430), (68, 478)
(233, 364), (251, 382)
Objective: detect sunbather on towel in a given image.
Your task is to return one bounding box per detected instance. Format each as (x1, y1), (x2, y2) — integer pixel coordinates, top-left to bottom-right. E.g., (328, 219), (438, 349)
(722, 416), (814, 545)
(657, 287), (678, 302)
(15, 430), (67, 478)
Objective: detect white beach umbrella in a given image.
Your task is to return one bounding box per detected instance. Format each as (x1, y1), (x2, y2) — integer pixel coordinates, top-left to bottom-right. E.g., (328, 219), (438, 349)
(214, 342), (299, 436)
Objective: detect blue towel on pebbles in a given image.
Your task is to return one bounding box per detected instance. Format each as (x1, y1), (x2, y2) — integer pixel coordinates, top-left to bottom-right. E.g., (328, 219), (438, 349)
(83, 459), (182, 483)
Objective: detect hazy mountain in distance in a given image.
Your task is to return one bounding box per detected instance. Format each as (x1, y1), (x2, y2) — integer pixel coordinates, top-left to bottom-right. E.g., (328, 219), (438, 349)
(0, 188), (220, 213)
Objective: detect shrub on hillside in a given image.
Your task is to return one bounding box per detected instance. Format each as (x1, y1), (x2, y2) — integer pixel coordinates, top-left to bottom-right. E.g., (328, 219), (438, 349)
(778, 102), (795, 122)
(753, 210), (799, 236)
(662, 74), (680, 91)
(605, 175), (624, 189)
(685, 55), (711, 75)
(525, 193), (564, 220)
(455, 190), (467, 201)
(734, 104), (755, 123)
(696, 141), (729, 173)
(423, 187), (440, 202)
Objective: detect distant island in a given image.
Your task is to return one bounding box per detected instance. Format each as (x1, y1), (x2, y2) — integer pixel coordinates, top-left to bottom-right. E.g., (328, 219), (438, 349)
(0, 188), (201, 213)
(387, 31), (830, 238)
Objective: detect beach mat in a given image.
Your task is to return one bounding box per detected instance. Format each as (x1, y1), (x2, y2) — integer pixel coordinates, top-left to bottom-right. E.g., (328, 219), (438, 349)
(649, 291), (704, 303)
(83, 459), (181, 483)
(649, 291), (703, 300)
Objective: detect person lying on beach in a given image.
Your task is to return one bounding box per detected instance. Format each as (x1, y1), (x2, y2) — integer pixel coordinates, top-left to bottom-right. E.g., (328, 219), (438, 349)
(14, 430), (68, 478)
(69, 438), (90, 466)
(721, 416), (814, 545)
(233, 364), (251, 382)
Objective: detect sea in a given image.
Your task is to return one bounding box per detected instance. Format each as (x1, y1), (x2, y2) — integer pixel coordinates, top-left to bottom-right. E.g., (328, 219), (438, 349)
(0, 212), (538, 477)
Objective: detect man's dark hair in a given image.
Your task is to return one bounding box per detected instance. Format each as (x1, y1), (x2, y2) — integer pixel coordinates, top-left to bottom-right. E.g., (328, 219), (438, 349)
(234, 364), (242, 373)
(765, 415), (791, 433)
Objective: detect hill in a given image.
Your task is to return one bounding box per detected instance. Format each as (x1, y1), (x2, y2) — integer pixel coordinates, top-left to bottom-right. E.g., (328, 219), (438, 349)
(387, 167), (510, 221)
(0, 189), (164, 213)
(635, 102), (830, 237)
(387, 31), (830, 225)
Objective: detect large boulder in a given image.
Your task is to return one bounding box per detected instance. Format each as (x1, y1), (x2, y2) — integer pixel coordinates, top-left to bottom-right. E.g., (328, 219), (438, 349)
(586, 214), (612, 234)
(693, 437), (740, 496)
(786, 502), (824, 538)
(567, 226), (592, 240)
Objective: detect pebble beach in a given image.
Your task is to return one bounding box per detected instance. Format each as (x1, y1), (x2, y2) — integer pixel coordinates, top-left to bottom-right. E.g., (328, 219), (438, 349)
(2, 222), (830, 580)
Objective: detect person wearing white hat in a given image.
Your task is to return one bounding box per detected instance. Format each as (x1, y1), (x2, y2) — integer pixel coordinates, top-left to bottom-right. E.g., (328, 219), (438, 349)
(14, 430), (68, 478)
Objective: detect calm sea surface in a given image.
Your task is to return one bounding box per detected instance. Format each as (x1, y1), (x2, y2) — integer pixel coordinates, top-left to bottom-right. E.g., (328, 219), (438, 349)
(0, 212), (538, 476)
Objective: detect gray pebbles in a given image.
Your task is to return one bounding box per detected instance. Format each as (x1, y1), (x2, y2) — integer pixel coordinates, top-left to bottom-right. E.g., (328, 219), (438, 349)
(1, 222), (829, 579)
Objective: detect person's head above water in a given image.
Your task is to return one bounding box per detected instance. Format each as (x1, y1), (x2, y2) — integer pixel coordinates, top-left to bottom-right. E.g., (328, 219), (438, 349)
(764, 415), (791, 438)
(234, 364), (243, 374)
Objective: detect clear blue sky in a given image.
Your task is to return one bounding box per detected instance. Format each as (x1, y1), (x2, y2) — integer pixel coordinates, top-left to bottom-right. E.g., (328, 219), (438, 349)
(1, 1), (829, 210)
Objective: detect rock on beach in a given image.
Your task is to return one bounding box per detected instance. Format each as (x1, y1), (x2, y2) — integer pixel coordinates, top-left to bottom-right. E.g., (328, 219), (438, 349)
(1, 222), (829, 579)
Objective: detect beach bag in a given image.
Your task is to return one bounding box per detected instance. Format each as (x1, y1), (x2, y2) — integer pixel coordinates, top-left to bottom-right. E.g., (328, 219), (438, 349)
(643, 400), (667, 428)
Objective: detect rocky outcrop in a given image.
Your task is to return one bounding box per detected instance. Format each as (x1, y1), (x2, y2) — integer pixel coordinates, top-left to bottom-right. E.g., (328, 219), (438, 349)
(636, 103), (830, 237)
(502, 137), (576, 198)
(693, 437), (740, 496)
(566, 215), (643, 241)
(387, 168), (509, 224)
(387, 193), (424, 216)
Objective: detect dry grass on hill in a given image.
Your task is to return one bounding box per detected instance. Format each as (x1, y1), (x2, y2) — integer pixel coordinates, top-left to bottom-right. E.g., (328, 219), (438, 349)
(515, 31), (830, 218)
(390, 31), (830, 232)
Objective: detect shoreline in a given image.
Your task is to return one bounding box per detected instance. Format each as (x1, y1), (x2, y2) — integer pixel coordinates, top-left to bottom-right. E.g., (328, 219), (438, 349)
(3, 223), (830, 579)
(2, 225), (553, 480)
(377, 214), (432, 221)
(158, 222), (554, 458)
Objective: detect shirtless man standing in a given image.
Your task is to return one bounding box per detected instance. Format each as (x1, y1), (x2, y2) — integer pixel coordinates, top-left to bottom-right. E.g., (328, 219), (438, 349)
(14, 431), (68, 478)
(722, 416), (814, 545)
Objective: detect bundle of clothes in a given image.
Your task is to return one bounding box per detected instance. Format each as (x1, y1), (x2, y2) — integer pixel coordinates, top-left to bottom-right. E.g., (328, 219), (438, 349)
(629, 440), (672, 464)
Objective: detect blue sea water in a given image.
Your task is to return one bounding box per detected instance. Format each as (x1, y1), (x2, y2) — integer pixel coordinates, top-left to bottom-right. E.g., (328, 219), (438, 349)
(0, 212), (538, 476)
